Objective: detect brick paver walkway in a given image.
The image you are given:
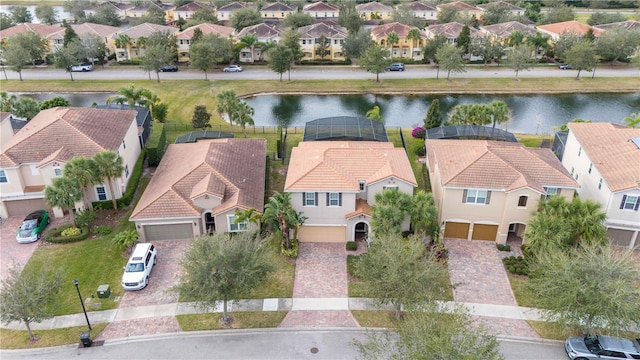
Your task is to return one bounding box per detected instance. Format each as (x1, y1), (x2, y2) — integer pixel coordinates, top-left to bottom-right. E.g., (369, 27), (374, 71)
(279, 243), (359, 328)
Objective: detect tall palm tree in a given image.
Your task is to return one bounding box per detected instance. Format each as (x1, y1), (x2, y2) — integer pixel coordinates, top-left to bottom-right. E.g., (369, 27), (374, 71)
(93, 151), (124, 210)
(406, 28), (421, 60)
(63, 157), (99, 210)
(45, 176), (82, 226)
(410, 190), (438, 240)
(262, 191), (298, 250)
(239, 34), (258, 63)
(107, 84), (147, 108)
(488, 100), (510, 129)
(140, 88), (161, 119)
(215, 89), (239, 130)
(114, 34), (132, 60)
(386, 31), (399, 57)
(258, 40), (277, 61)
(569, 198), (607, 248)
(231, 100), (254, 137)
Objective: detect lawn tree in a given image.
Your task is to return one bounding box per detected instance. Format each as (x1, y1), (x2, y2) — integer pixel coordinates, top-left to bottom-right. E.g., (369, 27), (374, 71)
(563, 41), (598, 80)
(215, 89), (239, 128)
(152, 102), (169, 123)
(40, 96), (71, 110)
(435, 45), (465, 80)
(185, 8), (219, 27)
(423, 99), (443, 129)
(268, 44), (292, 82)
(63, 157), (98, 210)
(93, 150), (124, 210)
(11, 6), (32, 23)
(506, 44), (535, 81)
(623, 112), (640, 128)
(262, 191), (301, 252)
(53, 39), (83, 81)
(191, 105), (212, 129)
(231, 100), (255, 137)
(353, 303), (503, 360)
(540, 3), (575, 24)
(365, 105), (383, 123)
(595, 28), (640, 63)
(353, 234), (449, 320)
(139, 88), (161, 118)
(45, 176), (83, 226)
(2, 36), (31, 81)
(35, 5), (57, 25)
(107, 83), (148, 107)
(190, 34), (233, 80)
(343, 29), (374, 61)
(174, 232), (273, 326)
(283, 12), (315, 29)
(0, 266), (65, 341)
(528, 244), (640, 336)
(337, 2), (364, 34)
(112, 229), (139, 250)
(370, 188), (412, 236)
(12, 97), (41, 121)
(422, 34), (447, 65)
(359, 45), (391, 83)
(456, 25), (471, 56)
(230, 8), (262, 31)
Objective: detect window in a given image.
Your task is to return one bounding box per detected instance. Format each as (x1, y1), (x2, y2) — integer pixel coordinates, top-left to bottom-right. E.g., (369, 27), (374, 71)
(464, 189), (490, 204)
(125, 164), (129, 178)
(0, 170), (8, 183)
(228, 215), (248, 232)
(122, 139), (126, 149)
(54, 167), (62, 177)
(359, 180), (365, 191)
(543, 187), (559, 199)
(570, 167), (574, 176)
(303, 192), (318, 206)
(517, 195), (528, 207)
(598, 178), (602, 190)
(578, 146), (582, 156)
(327, 192), (342, 207)
(588, 163), (592, 174)
(620, 195), (640, 211)
(96, 186), (107, 201)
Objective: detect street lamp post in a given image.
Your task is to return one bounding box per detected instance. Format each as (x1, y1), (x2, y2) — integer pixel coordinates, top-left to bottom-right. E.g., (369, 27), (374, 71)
(72, 279), (92, 331)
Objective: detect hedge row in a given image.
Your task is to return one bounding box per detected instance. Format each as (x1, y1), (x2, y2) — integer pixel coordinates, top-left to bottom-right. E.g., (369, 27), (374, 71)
(92, 149), (146, 210)
(45, 224), (90, 243)
(299, 59), (351, 66)
(147, 123), (167, 166)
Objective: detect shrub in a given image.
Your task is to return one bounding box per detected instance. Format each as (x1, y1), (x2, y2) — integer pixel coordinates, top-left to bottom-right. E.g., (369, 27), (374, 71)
(92, 150), (146, 209)
(75, 209), (96, 228)
(502, 256), (529, 276)
(496, 243), (511, 251)
(45, 224), (90, 243)
(347, 254), (358, 277)
(112, 229), (139, 250)
(346, 241), (358, 251)
(411, 126), (426, 139)
(93, 225), (112, 236)
(401, 230), (414, 238)
(281, 238), (298, 258)
(61, 227), (81, 237)
(147, 123), (167, 166)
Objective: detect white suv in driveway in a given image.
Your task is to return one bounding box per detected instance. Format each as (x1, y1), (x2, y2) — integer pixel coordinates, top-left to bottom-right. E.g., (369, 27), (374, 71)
(122, 243), (157, 290)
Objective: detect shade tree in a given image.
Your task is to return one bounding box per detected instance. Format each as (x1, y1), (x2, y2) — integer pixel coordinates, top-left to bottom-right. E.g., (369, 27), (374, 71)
(435, 45), (465, 80)
(359, 45), (391, 83)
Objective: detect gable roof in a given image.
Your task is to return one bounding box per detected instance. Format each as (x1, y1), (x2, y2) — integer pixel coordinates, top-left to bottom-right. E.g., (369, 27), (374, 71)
(237, 22), (281, 38)
(130, 139), (266, 219)
(303, 2), (340, 12)
(568, 122), (640, 192)
(594, 20), (640, 32)
(174, 2), (215, 12)
(481, 21), (538, 38)
(426, 22), (484, 38)
(355, 2), (392, 12)
(0, 23), (62, 39)
(537, 20), (602, 37)
(176, 22), (235, 39)
(285, 141), (417, 191)
(436, 1), (479, 12)
(131, 1), (173, 12)
(260, 1), (296, 12)
(477, 1), (524, 12)
(0, 107), (137, 168)
(406, 1), (436, 11)
(87, 1), (135, 12)
(371, 22), (427, 38)
(71, 22), (120, 38)
(217, 1), (251, 12)
(116, 23), (177, 40)
(297, 22), (347, 39)
(426, 139), (578, 193)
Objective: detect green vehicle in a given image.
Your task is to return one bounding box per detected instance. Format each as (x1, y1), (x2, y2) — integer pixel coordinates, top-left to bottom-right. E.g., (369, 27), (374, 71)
(16, 210), (50, 243)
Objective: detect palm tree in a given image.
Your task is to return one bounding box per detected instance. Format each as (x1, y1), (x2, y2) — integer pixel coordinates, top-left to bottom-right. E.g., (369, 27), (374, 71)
(488, 100), (510, 129)
(365, 105), (383, 122)
(262, 191), (298, 250)
(107, 84), (147, 108)
(93, 151), (124, 210)
(410, 191), (438, 240)
(215, 89), (239, 130)
(239, 34), (259, 63)
(370, 188), (412, 236)
(448, 104), (473, 125)
(63, 157), (99, 210)
(386, 31), (399, 57)
(140, 88), (161, 119)
(234, 208), (262, 227)
(45, 176), (82, 226)
(114, 34), (132, 60)
(231, 100), (255, 137)
(623, 112), (640, 128)
(258, 40), (277, 61)
(569, 198), (607, 248)
(407, 28), (422, 60)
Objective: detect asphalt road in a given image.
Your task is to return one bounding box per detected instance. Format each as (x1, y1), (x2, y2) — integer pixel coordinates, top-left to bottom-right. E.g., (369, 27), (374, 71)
(0, 329), (567, 360)
(1, 64), (638, 82)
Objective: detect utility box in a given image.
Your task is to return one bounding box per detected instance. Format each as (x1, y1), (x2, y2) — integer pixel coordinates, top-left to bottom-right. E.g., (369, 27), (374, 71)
(80, 331), (92, 347)
(96, 284), (111, 299)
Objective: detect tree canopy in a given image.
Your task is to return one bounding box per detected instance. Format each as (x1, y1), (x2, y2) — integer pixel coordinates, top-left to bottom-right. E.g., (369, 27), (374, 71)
(435, 45), (465, 80)
(230, 8), (262, 31)
(359, 45), (391, 83)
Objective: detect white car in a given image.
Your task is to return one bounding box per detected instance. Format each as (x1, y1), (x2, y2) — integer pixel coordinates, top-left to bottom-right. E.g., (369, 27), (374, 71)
(223, 65), (243, 72)
(71, 64), (93, 72)
(121, 243), (157, 290)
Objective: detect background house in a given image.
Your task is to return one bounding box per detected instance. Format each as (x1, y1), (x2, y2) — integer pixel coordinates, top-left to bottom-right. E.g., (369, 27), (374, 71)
(426, 139), (578, 243)
(355, 2), (393, 21)
(536, 20), (602, 41)
(260, 2), (296, 20)
(237, 23), (281, 63)
(370, 22), (427, 61)
(113, 23), (177, 62)
(172, 2), (216, 22)
(303, 2), (340, 20)
(285, 141), (417, 243)
(176, 23), (235, 62)
(297, 22), (348, 62)
(130, 139), (266, 241)
(216, 2), (254, 23)
(559, 122), (640, 250)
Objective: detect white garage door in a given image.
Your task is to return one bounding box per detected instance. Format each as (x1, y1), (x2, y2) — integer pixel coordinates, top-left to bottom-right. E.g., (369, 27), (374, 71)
(4, 198), (51, 217)
(298, 226), (346, 243)
(143, 223), (194, 241)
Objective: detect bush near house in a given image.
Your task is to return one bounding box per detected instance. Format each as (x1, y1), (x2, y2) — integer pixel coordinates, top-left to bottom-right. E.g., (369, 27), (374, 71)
(503, 256), (529, 276)
(346, 241), (358, 251)
(147, 123), (167, 166)
(92, 150), (146, 209)
(496, 243), (511, 251)
(45, 224), (90, 243)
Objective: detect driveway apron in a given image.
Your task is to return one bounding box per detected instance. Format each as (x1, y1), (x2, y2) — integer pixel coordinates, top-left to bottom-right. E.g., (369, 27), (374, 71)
(279, 243), (359, 327)
(445, 238), (539, 338)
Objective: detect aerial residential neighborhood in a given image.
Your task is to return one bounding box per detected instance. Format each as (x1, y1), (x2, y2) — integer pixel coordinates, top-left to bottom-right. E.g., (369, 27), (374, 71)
(0, 0), (639, 358)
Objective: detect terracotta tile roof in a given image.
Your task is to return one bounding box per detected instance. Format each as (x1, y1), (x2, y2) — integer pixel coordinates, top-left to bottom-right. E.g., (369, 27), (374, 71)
(175, 1), (215, 12)
(594, 20), (640, 32)
(131, 139), (266, 220)
(298, 22), (347, 39)
(285, 141), (417, 192)
(217, 1), (251, 12)
(87, 1), (135, 12)
(261, 2), (296, 12)
(481, 21), (538, 38)
(537, 20), (602, 37)
(568, 122), (640, 192)
(345, 198), (372, 219)
(426, 22), (484, 38)
(0, 107), (137, 168)
(355, 2), (392, 12)
(406, 1), (436, 11)
(303, 2), (339, 12)
(131, 1), (173, 12)
(116, 23), (178, 39)
(371, 22), (427, 38)
(477, 1), (524, 12)
(437, 1), (480, 11)
(72, 22), (120, 38)
(237, 23), (281, 38)
(0, 23), (62, 39)
(425, 139), (578, 193)
(176, 23), (235, 39)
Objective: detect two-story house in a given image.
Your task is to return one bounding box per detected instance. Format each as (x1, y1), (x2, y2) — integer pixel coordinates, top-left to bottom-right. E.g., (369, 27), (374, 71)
(297, 22), (348, 62)
(260, 2), (297, 20)
(477, 1), (525, 19)
(237, 23), (281, 63)
(49, 22), (120, 55)
(355, 2), (393, 21)
(405, 1), (437, 22)
(172, 2), (216, 22)
(128, 1), (174, 21)
(113, 23), (178, 62)
(303, 2), (340, 20)
(130, 139), (266, 241)
(216, 2), (254, 23)
(426, 139), (578, 243)
(84, 1), (135, 20)
(371, 22), (427, 61)
(0, 23), (63, 55)
(0, 107), (141, 219)
(285, 141), (417, 243)
(560, 122), (640, 250)
(536, 20), (602, 41)
(176, 23), (235, 62)
(424, 21), (484, 44)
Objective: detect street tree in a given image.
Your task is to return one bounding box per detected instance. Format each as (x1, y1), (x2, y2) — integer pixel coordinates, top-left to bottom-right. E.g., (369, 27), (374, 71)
(354, 303), (503, 360)
(231, 100), (254, 137)
(0, 266), (65, 341)
(353, 234), (449, 320)
(190, 34), (233, 80)
(174, 232), (273, 325)
(370, 188), (412, 236)
(506, 44), (535, 81)
(423, 34), (447, 64)
(45, 176), (82, 226)
(53, 39), (84, 81)
(191, 105), (212, 129)
(527, 244), (640, 336)
(140, 44), (176, 83)
(343, 29), (373, 61)
(283, 12), (315, 29)
(93, 150), (124, 210)
(2, 36), (31, 81)
(563, 41), (598, 79)
(268, 44), (292, 82)
(337, 2), (364, 34)
(423, 99), (443, 129)
(435, 45), (465, 80)
(63, 157), (98, 210)
(281, 28), (303, 65)
(35, 5), (57, 25)
(11, 6), (32, 23)
(216, 89), (239, 128)
(230, 8), (262, 31)
(623, 112), (640, 128)
(595, 28), (640, 63)
(359, 45), (391, 83)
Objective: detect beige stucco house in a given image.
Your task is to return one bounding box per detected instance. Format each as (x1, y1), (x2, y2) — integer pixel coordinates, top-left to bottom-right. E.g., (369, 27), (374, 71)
(130, 139), (266, 241)
(236, 23), (281, 63)
(371, 22), (427, 61)
(285, 141), (417, 243)
(355, 2), (393, 21)
(260, 2), (297, 19)
(176, 23), (235, 62)
(303, 2), (340, 19)
(297, 22), (348, 62)
(113, 23), (178, 62)
(426, 139), (578, 243)
(0, 107), (141, 219)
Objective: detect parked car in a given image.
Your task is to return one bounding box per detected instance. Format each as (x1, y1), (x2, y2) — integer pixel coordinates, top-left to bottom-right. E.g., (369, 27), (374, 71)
(223, 65), (243, 72)
(121, 243), (157, 290)
(160, 65), (178, 72)
(71, 64), (93, 72)
(386, 63), (405, 71)
(16, 210), (50, 243)
(559, 64), (571, 70)
(565, 335), (640, 360)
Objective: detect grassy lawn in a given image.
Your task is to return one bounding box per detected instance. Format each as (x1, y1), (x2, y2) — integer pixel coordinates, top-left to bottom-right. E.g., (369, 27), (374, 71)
(0, 323), (108, 350)
(176, 311), (288, 331)
(507, 274), (542, 309)
(517, 133), (553, 148)
(250, 238), (295, 299)
(352, 310), (398, 328)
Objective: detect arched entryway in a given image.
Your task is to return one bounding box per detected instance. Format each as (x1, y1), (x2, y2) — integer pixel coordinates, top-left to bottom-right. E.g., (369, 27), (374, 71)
(354, 221), (369, 242)
(204, 212), (215, 235)
(508, 223), (526, 245)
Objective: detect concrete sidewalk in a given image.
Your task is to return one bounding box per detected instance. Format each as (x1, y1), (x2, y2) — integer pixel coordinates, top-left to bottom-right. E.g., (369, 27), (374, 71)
(0, 298), (546, 331)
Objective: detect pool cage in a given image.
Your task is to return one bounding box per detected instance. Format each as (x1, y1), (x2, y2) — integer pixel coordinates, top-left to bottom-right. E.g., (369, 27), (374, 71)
(425, 125), (518, 142)
(303, 116), (389, 142)
(175, 130), (235, 143)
